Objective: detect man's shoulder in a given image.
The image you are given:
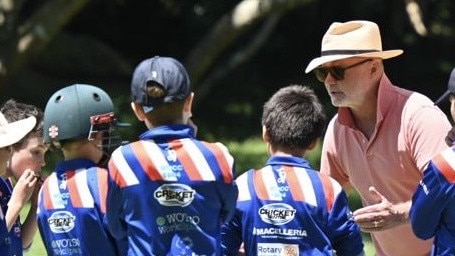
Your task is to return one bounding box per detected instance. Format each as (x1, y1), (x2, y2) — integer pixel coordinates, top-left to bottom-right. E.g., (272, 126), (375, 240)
(392, 86), (436, 107)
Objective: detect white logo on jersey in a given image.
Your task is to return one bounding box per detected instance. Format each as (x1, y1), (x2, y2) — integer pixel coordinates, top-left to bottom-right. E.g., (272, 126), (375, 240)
(257, 243), (299, 256)
(59, 173), (68, 190)
(48, 211), (76, 233)
(277, 168), (286, 184)
(154, 183), (195, 207)
(258, 203), (296, 225)
(166, 149), (178, 162)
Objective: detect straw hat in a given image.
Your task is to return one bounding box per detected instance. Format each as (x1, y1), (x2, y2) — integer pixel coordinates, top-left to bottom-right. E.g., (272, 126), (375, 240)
(305, 20), (403, 73)
(0, 112), (36, 148)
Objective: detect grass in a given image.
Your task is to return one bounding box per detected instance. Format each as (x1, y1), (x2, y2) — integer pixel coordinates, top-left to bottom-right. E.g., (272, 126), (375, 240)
(362, 232), (375, 255)
(23, 137), (376, 255)
(21, 204), (46, 255)
(25, 232), (46, 255)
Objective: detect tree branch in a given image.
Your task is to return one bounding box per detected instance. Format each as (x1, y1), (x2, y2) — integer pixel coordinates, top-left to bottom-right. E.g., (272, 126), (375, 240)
(0, 0), (90, 84)
(405, 0), (427, 36)
(194, 14), (281, 104)
(185, 0), (312, 88)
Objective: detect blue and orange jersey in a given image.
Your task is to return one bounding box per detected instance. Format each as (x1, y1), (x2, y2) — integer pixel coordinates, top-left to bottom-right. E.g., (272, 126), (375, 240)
(0, 178), (12, 256)
(37, 158), (124, 256)
(411, 147), (455, 255)
(221, 155), (364, 256)
(105, 124), (238, 255)
(0, 177), (22, 256)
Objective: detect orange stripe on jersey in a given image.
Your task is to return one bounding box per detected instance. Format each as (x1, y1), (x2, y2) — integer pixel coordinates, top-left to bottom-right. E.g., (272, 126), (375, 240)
(130, 142), (162, 181)
(97, 168), (108, 213)
(67, 171), (83, 208)
(433, 154), (455, 183)
(169, 140), (202, 180)
(318, 173), (334, 212)
(43, 181), (54, 210)
(254, 170), (269, 200)
(202, 142), (232, 183)
(108, 160), (127, 188)
(284, 166), (305, 201)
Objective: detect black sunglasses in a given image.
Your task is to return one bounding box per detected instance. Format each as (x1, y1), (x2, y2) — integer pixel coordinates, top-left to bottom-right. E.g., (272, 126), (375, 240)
(313, 59), (372, 82)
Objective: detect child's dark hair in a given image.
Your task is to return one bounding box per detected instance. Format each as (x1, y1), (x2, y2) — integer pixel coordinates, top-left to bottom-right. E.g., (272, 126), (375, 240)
(262, 84), (326, 150)
(1, 99), (44, 148)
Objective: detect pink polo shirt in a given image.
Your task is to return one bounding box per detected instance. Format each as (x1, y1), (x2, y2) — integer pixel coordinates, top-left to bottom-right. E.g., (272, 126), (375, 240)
(320, 74), (451, 256)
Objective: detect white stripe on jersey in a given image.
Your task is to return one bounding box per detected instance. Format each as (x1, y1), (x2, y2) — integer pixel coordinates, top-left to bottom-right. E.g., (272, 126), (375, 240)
(111, 148), (140, 186)
(75, 169), (94, 207)
(294, 167), (317, 207)
(48, 174), (65, 209)
(236, 173), (251, 201)
(214, 142), (235, 168)
(329, 176), (342, 197)
(441, 148), (455, 172)
(262, 166), (282, 201)
(141, 141), (178, 181)
(181, 139), (216, 181)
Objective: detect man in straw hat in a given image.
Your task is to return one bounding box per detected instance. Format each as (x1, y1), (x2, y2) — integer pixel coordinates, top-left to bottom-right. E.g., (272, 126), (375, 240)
(0, 112), (37, 255)
(305, 20), (451, 256)
(410, 67), (455, 256)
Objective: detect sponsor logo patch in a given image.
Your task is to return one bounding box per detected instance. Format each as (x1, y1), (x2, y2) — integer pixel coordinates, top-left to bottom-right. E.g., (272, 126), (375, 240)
(257, 243), (299, 256)
(258, 203), (296, 225)
(48, 211), (76, 233)
(154, 183), (195, 207)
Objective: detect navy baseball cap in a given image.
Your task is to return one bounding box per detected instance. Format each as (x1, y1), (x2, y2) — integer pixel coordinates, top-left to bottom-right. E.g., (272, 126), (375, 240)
(131, 56), (191, 113)
(435, 67), (455, 105)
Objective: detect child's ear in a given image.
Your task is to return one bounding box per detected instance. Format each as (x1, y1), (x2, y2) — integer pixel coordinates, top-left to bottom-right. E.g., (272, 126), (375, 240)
(262, 125), (269, 143)
(307, 139), (318, 150)
(183, 92), (194, 112)
(131, 102), (146, 121)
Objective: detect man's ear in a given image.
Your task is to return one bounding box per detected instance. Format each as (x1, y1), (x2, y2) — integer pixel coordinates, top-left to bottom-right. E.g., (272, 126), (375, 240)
(131, 102), (146, 121)
(370, 59), (382, 77)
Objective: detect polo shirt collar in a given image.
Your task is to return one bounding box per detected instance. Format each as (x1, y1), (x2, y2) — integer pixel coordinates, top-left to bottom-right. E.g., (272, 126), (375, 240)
(337, 74), (394, 128)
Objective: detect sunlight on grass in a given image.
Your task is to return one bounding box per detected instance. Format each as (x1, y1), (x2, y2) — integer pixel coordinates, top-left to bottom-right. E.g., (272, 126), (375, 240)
(226, 137), (323, 174)
(226, 137), (268, 174)
(20, 203), (46, 255)
(362, 232), (375, 255)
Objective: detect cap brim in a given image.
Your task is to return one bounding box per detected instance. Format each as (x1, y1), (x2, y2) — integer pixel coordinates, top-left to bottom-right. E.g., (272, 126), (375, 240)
(434, 90), (450, 106)
(305, 50), (404, 73)
(0, 116), (36, 148)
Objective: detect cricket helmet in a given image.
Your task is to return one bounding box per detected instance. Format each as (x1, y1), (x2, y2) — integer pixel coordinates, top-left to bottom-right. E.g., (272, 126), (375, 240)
(43, 84), (119, 150)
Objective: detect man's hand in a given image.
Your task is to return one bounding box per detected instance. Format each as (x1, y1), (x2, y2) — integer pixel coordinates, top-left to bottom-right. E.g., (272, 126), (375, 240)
(352, 186), (409, 232)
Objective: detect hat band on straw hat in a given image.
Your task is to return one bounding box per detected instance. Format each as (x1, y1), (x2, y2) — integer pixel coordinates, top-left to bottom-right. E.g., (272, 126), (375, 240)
(304, 20), (404, 73)
(321, 49), (380, 56)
